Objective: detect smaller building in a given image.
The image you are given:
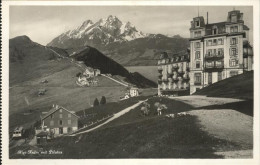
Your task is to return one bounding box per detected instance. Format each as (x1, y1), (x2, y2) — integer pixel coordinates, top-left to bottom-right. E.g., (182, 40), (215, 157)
(36, 131), (48, 145)
(129, 87), (139, 97)
(83, 67), (101, 78)
(77, 76), (90, 86)
(94, 69), (101, 76)
(40, 105), (79, 137)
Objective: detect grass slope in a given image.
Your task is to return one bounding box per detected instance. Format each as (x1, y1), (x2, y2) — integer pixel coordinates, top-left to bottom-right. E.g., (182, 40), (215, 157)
(10, 97), (240, 159)
(194, 71), (253, 100)
(9, 36), (128, 130)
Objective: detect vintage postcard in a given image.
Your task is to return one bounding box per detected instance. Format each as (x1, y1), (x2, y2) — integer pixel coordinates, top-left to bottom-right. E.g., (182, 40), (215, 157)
(1, 0), (260, 165)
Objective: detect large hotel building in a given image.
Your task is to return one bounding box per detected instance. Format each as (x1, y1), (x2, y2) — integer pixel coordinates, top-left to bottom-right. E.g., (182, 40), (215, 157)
(158, 9), (253, 96)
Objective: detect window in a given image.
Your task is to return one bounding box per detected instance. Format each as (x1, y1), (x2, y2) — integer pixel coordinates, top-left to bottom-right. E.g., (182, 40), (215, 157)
(59, 114), (63, 118)
(196, 61), (200, 68)
(67, 127), (72, 133)
(208, 73), (212, 84)
(217, 38), (223, 45)
(195, 31), (201, 37)
(68, 120), (71, 125)
(68, 114), (71, 118)
(50, 120), (54, 126)
(207, 40), (212, 46)
(216, 60), (223, 67)
(51, 114), (53, 119)
(213, 49), (217, 55)
(218, 72), (222, 81)
(195, 51), (200, 59)
(59, 109), (62, 113)
(230, 48), (238, 56)
(208, 49), (212, 56)
(212, 28), (217, 35)
(195, 42), (200, 48)
(206, 62), (214, 68)
(231, 15), (237, 23)
(194, 73), (201, 85)
(213, 39), (217, 45)
(229, 59), (239, 67)
(230, 71), (238, 77)
(218, 48), (224, 56)
(230, 38), (237, 45)
(195, 20), (200, 27)
(59, 120), (63, 126)
(230, 26), (238, 33)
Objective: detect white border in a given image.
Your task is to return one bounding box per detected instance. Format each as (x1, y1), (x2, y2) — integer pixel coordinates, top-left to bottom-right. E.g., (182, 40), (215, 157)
(1, 1), (260, 165)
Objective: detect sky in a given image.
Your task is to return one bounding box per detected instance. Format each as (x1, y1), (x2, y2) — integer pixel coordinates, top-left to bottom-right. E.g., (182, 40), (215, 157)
(10, 6), (253, 45)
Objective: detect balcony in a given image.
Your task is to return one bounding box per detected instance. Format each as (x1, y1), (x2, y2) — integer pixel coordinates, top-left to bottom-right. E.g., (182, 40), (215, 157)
(194, 82), (201, 85)
(205, 54), (224, 61)
(186, 67), (190, 72)
(167, 72), (173, 77)
(162, 79), (168, 83)
(183, 74), (190, 81)
(173, 77), (179, 82)
(172, 65), (179, 70)
(204, 64), (224, 72)
(178, 70), (185, 76)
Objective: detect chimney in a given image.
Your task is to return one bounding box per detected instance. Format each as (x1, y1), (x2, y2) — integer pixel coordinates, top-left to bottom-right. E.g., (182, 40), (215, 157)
(207, 12), (208, 24)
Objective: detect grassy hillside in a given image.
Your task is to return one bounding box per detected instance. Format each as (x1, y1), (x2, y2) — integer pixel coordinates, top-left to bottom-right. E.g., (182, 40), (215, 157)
(8, 36), (129, 130)
(10, 97), (242, 158)
(194, 71), (253, 100)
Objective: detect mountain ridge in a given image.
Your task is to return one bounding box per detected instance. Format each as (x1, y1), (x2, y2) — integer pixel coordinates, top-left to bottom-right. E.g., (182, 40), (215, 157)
(47, 15), (190, 66)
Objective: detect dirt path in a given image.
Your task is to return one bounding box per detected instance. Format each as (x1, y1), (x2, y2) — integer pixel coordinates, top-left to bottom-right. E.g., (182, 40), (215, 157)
(100, 74), (129, 87)
(71, 99), (148, 136)
(169, 95), (253, 158)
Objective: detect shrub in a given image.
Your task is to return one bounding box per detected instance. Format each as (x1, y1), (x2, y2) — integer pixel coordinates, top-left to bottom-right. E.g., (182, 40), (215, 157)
(93, 98), (99, 107)
(100, 96), (106, 105)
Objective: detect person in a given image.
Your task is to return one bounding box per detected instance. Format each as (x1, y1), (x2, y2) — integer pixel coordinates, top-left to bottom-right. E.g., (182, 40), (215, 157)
(157, 106), (162, 116)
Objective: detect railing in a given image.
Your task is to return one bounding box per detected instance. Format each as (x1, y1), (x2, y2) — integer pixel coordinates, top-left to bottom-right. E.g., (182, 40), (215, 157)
(194, 82), (201, 85)
(204, 64), (224, 72)
(205, 53), (224, 60)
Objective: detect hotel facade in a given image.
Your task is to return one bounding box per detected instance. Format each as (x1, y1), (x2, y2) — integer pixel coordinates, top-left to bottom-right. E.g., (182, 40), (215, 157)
(157, 51), (190, 96)
(157, 10), (253, 96)
(189, 10), (253, 94)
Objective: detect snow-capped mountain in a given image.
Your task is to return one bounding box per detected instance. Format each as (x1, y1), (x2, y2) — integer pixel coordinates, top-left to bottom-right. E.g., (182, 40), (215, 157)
(48, 15), (147, 48)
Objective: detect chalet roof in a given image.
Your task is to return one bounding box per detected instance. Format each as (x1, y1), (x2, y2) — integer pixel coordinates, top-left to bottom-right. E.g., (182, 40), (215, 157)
(41, 105), (80, 120)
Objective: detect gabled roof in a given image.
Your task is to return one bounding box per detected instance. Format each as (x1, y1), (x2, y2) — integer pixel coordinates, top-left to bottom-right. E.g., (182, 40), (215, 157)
(41, 105), (80, 120)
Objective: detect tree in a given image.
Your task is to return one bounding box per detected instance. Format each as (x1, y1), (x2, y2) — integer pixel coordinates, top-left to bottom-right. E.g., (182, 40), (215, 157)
(100, 96), (106, 105)
(93, 98), (99, 107)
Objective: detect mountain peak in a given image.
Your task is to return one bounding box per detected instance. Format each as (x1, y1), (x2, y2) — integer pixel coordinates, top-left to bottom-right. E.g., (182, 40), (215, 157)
(48, 16), (147, 47)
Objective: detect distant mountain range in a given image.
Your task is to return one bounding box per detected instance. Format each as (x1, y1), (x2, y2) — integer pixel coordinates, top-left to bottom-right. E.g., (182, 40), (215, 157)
(10, 35), (156, 88)
(47, 15), (189, 66)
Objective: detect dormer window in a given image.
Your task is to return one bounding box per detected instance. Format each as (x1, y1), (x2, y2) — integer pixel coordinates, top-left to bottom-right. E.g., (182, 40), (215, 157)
(195, 20), (200, 27)
(212, 26), (218, 35)
(231, 14), (237, 22)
